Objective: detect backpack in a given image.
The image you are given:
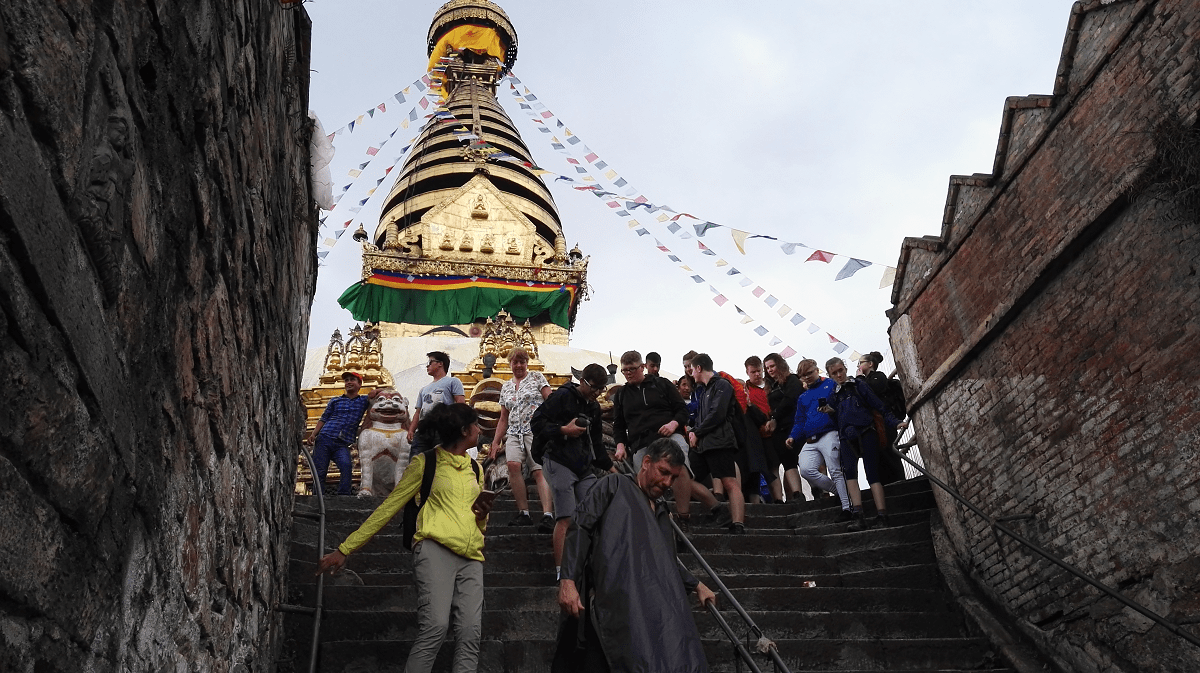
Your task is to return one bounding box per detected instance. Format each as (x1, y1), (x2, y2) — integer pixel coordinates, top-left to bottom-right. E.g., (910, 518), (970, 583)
(402, 452), (481, 551)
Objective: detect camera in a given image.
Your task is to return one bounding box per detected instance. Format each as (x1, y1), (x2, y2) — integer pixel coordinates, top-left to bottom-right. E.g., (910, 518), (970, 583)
(575, 414), (591, 428)
(818, 398), (827, 407)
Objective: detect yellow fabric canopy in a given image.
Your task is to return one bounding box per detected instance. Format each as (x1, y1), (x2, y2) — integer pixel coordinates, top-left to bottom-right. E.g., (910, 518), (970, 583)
(428, 25), (507, 99)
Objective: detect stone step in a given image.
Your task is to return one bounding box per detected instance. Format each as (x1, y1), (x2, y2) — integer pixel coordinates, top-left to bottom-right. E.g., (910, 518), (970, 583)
(292, 584), (958, 618)
(787, 490), (938, 530)
(290, 537), (938, 578)
(287, 561), (944, 596)
(290, 635), (1002, 673)
(289, 520), (935, 561)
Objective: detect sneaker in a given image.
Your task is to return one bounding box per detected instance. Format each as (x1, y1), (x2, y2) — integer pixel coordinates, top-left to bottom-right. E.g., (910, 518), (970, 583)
(537, 513), (555, 534)
(870, 514), (890, 529)
(728, 522), (746, 535)
(508, 512), (533, 526)
(846, 512), (868, 532)
(835, 509), (855, 523)
(706, 503), (733, 528)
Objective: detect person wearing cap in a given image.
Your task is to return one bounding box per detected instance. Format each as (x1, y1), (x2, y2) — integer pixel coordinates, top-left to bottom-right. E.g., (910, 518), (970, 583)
(304, 371), (377, 496)
(529, 363), (614, 577)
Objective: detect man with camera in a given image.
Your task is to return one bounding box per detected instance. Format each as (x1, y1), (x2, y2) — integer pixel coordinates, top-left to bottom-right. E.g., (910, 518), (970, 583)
(530, 363), (613, 578)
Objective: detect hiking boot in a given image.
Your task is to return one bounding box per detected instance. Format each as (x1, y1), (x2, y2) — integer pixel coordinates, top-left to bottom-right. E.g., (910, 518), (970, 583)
(508, 512), (533, 526)
(846, 512), (868, 532)
(870, 513), (890, 529)
(537, 513), (555, 534)
(706, 503), (733, 528)
(835, 509), (855, 523)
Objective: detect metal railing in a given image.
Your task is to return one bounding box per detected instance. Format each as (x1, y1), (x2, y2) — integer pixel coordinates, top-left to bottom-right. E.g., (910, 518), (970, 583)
(670, 518), (793, 673)
(276, 446), (328, 673)
(887, 441), (1200, 651)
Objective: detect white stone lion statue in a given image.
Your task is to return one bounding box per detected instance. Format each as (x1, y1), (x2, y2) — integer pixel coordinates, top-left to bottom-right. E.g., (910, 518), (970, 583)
(357, 389), (411, 498)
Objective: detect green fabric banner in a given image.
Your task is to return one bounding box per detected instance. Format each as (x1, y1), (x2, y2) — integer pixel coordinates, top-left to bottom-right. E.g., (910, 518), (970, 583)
(338, 281), (574, 328)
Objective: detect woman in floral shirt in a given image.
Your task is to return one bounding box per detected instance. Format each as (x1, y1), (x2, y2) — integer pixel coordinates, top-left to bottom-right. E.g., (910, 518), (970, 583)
(491, 347), (555, 530)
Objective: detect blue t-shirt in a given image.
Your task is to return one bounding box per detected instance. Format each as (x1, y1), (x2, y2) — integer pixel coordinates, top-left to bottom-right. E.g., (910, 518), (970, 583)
(789, 378), (838, 441)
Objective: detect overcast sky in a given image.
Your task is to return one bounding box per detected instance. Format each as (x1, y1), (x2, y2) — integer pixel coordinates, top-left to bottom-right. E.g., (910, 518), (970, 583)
(304, 0), (1077, 377)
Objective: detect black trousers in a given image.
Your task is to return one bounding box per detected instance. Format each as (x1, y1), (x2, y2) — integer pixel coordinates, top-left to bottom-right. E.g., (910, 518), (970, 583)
(552, 612), (610, 673)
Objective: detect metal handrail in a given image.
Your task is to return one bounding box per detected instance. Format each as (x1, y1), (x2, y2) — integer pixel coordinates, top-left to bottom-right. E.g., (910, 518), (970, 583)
(298, 445), (327, 673)
(670, 518), (793, 673)
(888, 442), (1200, 650)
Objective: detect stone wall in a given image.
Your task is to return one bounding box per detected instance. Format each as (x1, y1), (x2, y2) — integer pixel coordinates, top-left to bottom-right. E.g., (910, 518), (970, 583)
(0, 1), (313, 671)
(889, 1), (1200, 671)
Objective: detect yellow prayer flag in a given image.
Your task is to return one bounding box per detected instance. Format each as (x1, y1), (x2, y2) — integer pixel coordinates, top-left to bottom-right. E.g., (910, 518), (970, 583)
(348, 169), (362, 177)
(531, 169), (553, 176)
(849, 351), (862, 363)
(681, 265), (692, 272)
(366, 188), (376, 195)
(604, 169), (617, 180)
(582, 176), (595, 182)
(356, 115), (364, 124)
(715, 259), (728, 267)
(656, 214), (670, 222)
(777, 304), (790, 317)
(323, 238), (336, 247)
(740, 315), (754, 325)
(627, 219), (641, 229)
(731, 229), (749, 255)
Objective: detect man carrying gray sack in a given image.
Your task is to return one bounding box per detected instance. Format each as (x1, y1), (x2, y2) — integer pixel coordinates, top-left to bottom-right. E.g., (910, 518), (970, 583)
(612, 350), (729, 532)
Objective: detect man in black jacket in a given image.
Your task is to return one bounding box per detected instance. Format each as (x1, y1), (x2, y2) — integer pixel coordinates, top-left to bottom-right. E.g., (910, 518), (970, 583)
(612, 350), (727, 531)
(531, 363), (613, 576)
(687, 353), (747, 534)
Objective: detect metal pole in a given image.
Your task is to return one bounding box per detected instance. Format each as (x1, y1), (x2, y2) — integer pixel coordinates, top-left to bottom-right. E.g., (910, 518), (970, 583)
(888, 442), (1200, 650)
(299, 445), (328, 673)
(671, 518), (793, 673)
(705, 602), (764, 673)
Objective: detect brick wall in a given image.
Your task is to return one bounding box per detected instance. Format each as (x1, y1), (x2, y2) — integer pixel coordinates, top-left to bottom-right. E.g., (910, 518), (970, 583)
(0, 2), (314, 671)
(889, 1), (1200, 671)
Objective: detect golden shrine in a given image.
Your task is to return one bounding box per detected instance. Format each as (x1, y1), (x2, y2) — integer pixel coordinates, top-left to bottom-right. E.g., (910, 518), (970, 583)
(336, 0), (588, 348)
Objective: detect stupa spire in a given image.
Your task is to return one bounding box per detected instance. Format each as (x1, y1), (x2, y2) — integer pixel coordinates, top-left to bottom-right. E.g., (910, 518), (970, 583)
(338, 1), (587, 345)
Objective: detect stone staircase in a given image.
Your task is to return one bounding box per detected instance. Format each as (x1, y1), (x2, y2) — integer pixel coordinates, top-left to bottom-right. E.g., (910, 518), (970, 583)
(280, 477), (1022, 672)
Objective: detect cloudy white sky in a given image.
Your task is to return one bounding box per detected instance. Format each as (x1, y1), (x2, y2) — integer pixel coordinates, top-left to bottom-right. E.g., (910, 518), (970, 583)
(305, 0), (1077, 376)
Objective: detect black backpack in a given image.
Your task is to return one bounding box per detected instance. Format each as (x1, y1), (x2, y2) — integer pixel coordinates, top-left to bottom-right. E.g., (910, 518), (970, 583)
(402, 452), (481, 551)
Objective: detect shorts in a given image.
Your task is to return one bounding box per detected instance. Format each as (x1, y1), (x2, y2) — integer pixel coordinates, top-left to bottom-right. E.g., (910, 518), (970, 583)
(504, 434), (542, 472)
(770, 432), (799, 471)
(688, 447), (737, 483)
(632, 433), (693, 479)
(543, 456), (598, 520)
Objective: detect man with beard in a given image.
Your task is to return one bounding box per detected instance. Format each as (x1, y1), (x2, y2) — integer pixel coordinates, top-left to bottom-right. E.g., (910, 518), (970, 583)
(554, 437), (716, 673)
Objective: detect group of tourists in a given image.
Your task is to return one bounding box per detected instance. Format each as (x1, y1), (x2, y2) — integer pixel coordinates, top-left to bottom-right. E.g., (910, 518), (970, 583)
(307, 346), (910, 672)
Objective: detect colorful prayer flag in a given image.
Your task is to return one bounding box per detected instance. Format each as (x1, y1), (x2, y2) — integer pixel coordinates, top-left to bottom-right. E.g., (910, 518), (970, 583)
(835, 258), (872, 281)
(806, 250), (834, 264)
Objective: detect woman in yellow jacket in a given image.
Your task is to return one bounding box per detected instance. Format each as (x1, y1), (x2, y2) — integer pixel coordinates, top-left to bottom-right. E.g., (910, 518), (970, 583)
(317, 402), (493, 673)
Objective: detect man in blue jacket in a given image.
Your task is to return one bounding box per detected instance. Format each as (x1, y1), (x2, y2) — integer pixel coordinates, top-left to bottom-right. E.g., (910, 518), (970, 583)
(785, 359), (852, 519)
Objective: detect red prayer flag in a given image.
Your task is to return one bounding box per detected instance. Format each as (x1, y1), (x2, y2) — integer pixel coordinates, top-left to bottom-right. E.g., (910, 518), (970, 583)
(780, 346), (797, 359)
(378, 103), (386, 112)
(828, 334), (839, 344)
(752, 286), (765, 297)
(806, 250), (834, 263)
(366, 147), (379, 156)
(584, 153), (599, 163)
(541, 111), (553, 118)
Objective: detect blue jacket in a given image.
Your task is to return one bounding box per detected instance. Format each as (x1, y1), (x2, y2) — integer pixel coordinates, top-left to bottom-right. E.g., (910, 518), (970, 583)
(828, 378), (901, 441)
(789, 378), (838, 442)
